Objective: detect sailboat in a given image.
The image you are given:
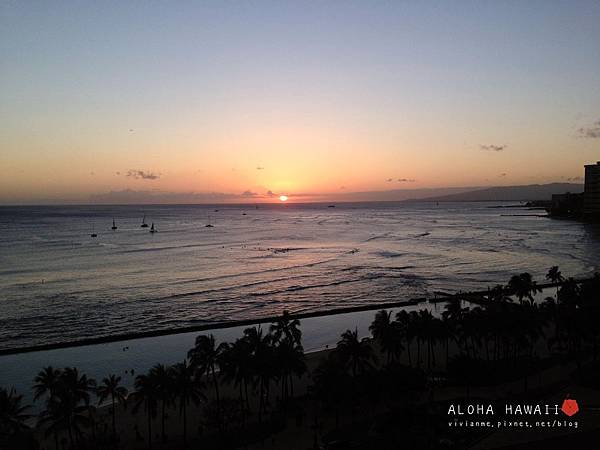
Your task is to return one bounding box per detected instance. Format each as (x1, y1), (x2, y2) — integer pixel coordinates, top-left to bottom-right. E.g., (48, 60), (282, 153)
(90, 224), (97, 238)
(141, 214), (149, 228)
(149, 223), (157, 233)
(111, 218), (117, 230)
(205, 215), (214, 228)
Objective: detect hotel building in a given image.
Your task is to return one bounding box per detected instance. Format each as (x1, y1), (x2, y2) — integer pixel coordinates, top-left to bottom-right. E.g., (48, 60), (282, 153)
(584, 161), (600, 218)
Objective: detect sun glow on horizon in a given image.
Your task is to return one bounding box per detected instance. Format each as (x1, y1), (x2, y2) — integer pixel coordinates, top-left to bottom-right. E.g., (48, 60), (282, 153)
(279, 195), (288, 202)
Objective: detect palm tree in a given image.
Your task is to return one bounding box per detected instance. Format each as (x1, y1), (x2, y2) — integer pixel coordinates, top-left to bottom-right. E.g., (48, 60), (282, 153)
(336, 328), (376, 378)
(546, 266), (564, 298)
(148, 364), (172, 443)
(38, 394), (90, 449)
(0, 387), (31, 437)
(395, 310), (414, 366)
(96, 374), (128, 440)
(275, 337), (306, 402)
(170, 360), (205, 447)
(370, 309), (403, 364)
(33, 366), (62, 449)
(508, 273), (541, 305)
(188, 334), (227, 414)
(61, 367), (97, 442)
(270, 310), (302, 345)
(243, 326), (276, 422)
(132, 374), (158, 450)
(219, 338), (253, 415)
(33, 366), (62, 402)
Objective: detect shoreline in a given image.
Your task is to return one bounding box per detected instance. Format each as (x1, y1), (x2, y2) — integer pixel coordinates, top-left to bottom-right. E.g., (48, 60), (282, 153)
(1, 277), (593, 356)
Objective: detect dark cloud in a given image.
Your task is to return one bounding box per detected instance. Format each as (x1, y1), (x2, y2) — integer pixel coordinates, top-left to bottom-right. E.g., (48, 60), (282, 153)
(499, 173), (507, 177)
(578, 120), (600, 138)
(256, 166), (265, 170)
(480, 144), (506, 152)
(386, 178), (393, 182)
(126, 169), (160, 180)
(567, 176), (584, 182)
(397, 178), (416, 183)
(266, 190), (277, 197)
(241, 190), (258, 197)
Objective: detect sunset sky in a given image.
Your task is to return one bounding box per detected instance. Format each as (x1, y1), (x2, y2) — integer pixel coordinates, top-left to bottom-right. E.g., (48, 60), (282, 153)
(1, 1), (599, 204)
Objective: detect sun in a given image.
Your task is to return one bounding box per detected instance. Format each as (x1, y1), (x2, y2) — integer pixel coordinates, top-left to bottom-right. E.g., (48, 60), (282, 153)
(279, 195), (288, 202)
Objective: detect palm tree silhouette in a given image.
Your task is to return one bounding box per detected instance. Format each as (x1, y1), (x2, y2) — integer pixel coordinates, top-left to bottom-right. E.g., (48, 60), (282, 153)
(96, 374), (127, 441)
(270, 310), (302, 345)
(336, 328), (375, 378)
(148, 364), (172, 443)
(33, 366), (62, 403)
(170, 360), (205, 446)
(546, 266), (564, 298)
(219, 338), (253, 416)
(370, 310), (397, 364)
(508, 272), (541, 305)
(36, 367), (95, 448)
(0, 387), (31, 437)
(188, 334), (227, 414)
(395, 310), (414, 366)
(132, 373), (159, 450)
(242, 326), (276, 422)
(275, 337), (306, 402)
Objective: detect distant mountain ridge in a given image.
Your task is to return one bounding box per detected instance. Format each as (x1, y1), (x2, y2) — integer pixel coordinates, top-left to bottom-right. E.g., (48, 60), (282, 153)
(413, 183), (584, 202)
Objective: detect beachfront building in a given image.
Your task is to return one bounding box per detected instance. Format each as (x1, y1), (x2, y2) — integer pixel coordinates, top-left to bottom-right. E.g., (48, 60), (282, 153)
(584, 161), (600, 219)
(550, 192), (584, 217)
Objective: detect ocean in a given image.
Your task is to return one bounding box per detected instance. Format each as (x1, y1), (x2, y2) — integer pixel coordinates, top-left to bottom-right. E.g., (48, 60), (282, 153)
(1, 202), (599, 352)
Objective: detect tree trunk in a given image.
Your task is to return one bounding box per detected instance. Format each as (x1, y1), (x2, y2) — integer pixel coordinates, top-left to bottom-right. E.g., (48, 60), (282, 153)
(111, 393), (116, 439)
(147, 408), (153, 450)
(183, 399), (187, 447)
(161, 401), (166, 442)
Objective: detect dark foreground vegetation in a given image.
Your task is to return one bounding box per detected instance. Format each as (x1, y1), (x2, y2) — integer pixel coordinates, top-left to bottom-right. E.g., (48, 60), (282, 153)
(2, 268), (600, 450)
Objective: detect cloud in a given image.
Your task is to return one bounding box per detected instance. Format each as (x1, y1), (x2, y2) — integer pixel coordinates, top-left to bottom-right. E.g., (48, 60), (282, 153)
(266, 190), (277, 197)
(256, 166), (265, 170)
(567, 176), (584, 182)
(578, 120), (600, 138)
(387, 178), (415, 182)
(499, 173), (507, 177)
(241, 190), (258, 197)
(126, 169), (160, 180)
(90, 189), (260, 204)
(480, 144), (506, 152)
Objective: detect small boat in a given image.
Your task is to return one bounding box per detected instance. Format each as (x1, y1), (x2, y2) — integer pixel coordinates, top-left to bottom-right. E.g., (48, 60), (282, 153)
(141, 214), (149, 228)
(205, 215), (214, 228)
(111, 218), (117, 230)
(328, 205), (336, 208)
(149, 223), (157, 233)
(242, 212), (247, 216)
(90, 224), (97, 238)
